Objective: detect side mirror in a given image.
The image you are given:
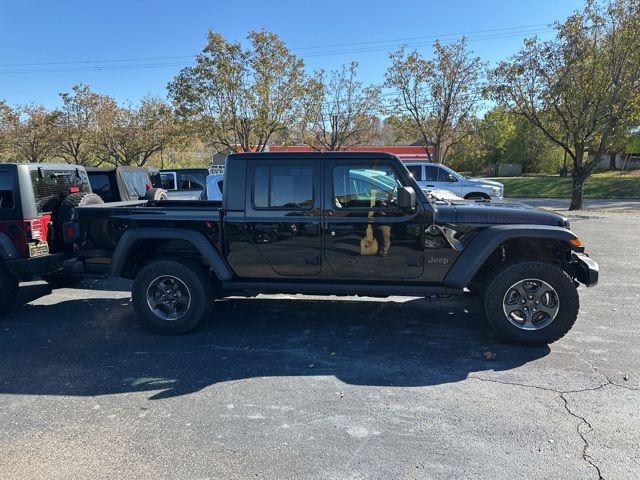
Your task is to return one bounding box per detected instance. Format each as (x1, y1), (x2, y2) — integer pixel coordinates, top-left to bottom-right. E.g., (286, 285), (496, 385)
(446, 173), (457, 182)
(397, 186), (416, 209)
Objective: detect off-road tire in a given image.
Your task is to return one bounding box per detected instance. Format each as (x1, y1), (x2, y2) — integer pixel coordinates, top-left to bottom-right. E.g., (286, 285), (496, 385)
(131, 259), (215, 334)
(58, 192), (104, 225)
(144, 188), (168, 200)
(0, 265), (19, 315)
(482, 261), (579, 346)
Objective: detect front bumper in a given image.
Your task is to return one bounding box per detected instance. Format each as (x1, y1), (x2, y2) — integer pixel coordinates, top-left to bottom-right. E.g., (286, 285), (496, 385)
(4, 252), (70, 281)
(570, 252), (599, 287)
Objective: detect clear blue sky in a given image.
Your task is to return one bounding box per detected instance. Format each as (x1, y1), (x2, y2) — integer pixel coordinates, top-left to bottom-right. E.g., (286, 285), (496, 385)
(0, 0), (584, 108)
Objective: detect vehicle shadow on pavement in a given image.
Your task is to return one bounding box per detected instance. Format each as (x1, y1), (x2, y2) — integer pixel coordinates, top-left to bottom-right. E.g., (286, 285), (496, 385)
(0, 291), (550, 400)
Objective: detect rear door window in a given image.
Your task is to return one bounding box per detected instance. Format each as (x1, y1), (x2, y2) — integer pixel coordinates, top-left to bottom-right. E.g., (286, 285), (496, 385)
(406, 165), (422, 181)
(0, 172), (15, 209)
(253, 165), (313, 209)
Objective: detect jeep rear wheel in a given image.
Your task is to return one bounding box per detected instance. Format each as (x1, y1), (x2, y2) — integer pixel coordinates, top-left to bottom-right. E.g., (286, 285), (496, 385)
(0, 266), (18, 315)
(482, 261), (579, 345)
(131, 259), (214, 334)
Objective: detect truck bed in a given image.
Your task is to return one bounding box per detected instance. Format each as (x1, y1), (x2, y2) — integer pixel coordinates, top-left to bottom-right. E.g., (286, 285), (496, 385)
(74, 199), (223, 222)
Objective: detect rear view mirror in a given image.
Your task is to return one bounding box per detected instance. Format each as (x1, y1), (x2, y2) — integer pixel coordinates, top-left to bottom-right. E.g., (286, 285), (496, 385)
(397, 186), (416, 209)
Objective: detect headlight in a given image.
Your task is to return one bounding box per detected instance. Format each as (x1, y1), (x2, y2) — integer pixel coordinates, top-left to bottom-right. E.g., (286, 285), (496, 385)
(490, 187), (502, 197)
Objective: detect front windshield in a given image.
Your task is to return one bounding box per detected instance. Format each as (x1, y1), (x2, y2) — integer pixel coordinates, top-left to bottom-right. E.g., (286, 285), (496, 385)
(441, 165), (466, 180)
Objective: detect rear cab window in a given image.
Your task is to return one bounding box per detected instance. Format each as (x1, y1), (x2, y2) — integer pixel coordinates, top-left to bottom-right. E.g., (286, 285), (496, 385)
(0, 172), (15, 210)
(177, 171), (206, 190)
(30, 168), (91, 213)
(89, 173), (113, 202)
(160, 173), (176, 190)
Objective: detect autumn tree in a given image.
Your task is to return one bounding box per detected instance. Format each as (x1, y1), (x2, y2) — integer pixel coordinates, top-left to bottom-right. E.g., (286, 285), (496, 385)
(3, 105), (60, 163)
(0, 101), (16, 158)
(301, 62), (381, 150)
(56, 84), (106, 165)
(489, 0), (640, 209)
(385, 38), (485, 163)
(168, 30), (308, 153)
(96, 97), (175, 166)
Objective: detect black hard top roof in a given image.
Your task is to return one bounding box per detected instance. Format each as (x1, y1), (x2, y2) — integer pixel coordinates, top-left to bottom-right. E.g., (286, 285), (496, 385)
(226, 151), (399, 161)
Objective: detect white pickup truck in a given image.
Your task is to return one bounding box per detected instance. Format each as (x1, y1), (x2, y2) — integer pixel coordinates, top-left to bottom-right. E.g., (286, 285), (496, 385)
(404, 162), (504, 200)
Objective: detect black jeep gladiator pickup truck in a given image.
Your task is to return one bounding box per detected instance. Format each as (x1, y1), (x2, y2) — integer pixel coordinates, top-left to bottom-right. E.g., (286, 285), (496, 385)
(64, 152), (598, 345)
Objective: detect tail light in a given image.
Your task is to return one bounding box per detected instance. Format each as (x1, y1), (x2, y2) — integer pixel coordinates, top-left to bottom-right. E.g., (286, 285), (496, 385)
(63, 222), (80, 243)
(25, 219), (43, 240)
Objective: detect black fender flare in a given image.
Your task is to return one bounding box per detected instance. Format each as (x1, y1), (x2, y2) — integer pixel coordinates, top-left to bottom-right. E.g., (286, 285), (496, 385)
(443, 225), (580, 288)
(110, 227), (233, 281)
(0, 232), (19, 261)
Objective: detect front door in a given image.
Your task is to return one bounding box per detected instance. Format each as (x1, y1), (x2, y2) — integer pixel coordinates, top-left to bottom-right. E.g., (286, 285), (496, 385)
(244, 159), (323, 277)
(323, 159), (424, 279)
(424, 165), (460, 195)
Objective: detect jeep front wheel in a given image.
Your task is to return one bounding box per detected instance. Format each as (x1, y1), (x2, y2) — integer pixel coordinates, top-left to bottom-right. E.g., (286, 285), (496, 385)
(482, 261), (579, 345)
(131, 259), (214, 334)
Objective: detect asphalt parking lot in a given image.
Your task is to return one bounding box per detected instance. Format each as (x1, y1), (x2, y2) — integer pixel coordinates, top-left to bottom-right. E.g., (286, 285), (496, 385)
(1, 211), (639, 480)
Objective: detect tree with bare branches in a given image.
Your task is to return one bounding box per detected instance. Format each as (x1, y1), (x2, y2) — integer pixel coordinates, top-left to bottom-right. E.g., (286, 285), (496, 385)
(385, 38), (484, 163)
(301, 62), (381, 151)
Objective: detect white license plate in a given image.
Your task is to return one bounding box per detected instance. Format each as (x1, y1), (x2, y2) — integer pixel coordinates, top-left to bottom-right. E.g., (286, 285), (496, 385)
(28, 242), (49, 258)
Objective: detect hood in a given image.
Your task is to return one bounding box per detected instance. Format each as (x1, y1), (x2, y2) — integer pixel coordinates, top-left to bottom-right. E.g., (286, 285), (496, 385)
(466, 177), (504, 187)
(452, 199), (569, 228)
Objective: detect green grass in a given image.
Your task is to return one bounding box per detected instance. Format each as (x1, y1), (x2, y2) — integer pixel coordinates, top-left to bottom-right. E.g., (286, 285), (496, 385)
(493, 171), (640, 199)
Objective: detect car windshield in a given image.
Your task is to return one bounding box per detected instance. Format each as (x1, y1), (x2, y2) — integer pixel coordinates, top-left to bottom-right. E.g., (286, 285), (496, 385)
(441, 165), (466, 180)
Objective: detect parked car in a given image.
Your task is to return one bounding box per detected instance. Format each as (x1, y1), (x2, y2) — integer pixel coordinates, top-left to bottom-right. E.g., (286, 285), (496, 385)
(160, 168), (208, 200)
(404, 162), (504, 200)
(201, 173), (224, 201)
(87, 166), (167, 203)
(63, 152), (598, 345)
(0, 163), (105, 313)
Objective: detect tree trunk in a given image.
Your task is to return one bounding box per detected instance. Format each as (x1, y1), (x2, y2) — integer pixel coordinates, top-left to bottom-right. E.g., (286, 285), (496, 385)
(608, 152), (617, 170)
(569, 172), (585, 210)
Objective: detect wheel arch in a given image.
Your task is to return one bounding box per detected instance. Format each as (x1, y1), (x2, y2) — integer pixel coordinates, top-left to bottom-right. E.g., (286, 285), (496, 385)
(110, 227), (233, 281)
(463, 192), (491, 200)
(443, 225), (581, 288)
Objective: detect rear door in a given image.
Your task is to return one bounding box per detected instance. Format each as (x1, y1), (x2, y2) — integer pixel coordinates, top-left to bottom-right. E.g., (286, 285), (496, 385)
(243, 158), (323, 277)
(405, 164), (424, 186)
(323, 158), (424, 279)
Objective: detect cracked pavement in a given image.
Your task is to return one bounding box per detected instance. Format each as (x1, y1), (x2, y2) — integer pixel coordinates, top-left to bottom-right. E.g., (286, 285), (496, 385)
(0, 212), (639, 479)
